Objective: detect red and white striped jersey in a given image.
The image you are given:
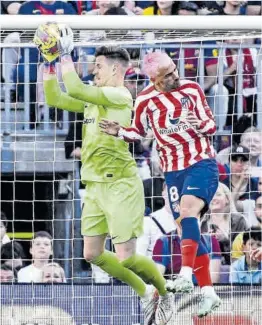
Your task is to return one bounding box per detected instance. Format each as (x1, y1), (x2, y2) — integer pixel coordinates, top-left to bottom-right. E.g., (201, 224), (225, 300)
(119, 80), (216, 172)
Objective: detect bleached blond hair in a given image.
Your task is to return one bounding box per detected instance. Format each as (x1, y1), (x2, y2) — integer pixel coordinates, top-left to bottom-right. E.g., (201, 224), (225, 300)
(42, 262), (66, 283)
(142, 52), (173, 80)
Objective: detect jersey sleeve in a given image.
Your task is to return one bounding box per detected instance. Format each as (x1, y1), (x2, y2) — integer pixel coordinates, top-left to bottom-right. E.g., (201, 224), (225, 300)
(193, 82), (216, 135)
(61, 58), (132, 108)
(118, 98), (148, 142)
(43, 71), (85, 113)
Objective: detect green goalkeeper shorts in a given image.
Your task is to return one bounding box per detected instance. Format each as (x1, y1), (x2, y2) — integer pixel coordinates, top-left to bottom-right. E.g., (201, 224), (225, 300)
(81, 175), (145, 244)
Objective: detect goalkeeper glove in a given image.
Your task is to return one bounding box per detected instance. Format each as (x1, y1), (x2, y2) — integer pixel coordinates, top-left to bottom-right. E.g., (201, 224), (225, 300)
(58, 25), (74, 56)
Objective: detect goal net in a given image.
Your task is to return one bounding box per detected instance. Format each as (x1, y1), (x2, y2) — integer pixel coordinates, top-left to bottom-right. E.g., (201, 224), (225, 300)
(1, 15), (262, 325)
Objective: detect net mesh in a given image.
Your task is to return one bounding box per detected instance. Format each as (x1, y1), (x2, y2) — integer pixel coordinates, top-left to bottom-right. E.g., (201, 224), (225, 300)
(1, 28), (262, 46)
(1, 26), (262, 325)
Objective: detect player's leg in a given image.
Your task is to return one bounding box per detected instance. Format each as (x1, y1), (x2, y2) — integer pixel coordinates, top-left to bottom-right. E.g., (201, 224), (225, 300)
(81, 183), (147, 298)
(166, 159), (221, 315)
(101, 176), (174, 325)
(164, 169), (196, 292)
(83, 236), (147, 297)
(114, 238), (173, 325)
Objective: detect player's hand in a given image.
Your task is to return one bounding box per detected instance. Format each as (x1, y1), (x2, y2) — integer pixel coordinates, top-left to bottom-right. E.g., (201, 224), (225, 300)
(70, 147), (81, 159)
(187, 111), (201, 129)
(99, 119), (120, 137)
(250, 247), (262, 262)
(58, 25), (74, 56)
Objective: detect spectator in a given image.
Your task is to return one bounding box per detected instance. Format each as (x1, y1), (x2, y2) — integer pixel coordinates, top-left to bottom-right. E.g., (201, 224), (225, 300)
(240, 128), (262, 167)
(124, 67), (148, 101)
(1, 1), (23, 14)
(18, 1), (76, 14)
(1, 241), (25, 270)
(153, 230), (221, 284)
(177, 1), (199, 15)
(217, 127), (262, 166)
(201, 182), (248, 265)
(232, 196), (262, 259)
(247, 1), (262, 15)
(219, 145), (258, 200)
(86, 0), (135, 15)
(136, 182), (176, 257)
(230, 228), (262, 284)
(18, 231), (53, 283)
(143, 1), (180, 15)
(233, 180), (262, 227)
(70, 0), (95, 14)
(206, 38), (258, 130)
(210, 0), (248, 15)
(42, 262), (66, 283)
(0, 264), (17, 282)
(104, 6), (127, 15)
(250, 246), (262, 262)
(134, 1), (153, 9)
(0, 211), (10, 246)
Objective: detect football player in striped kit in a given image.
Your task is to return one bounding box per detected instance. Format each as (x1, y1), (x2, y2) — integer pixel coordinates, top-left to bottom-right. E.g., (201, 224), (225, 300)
(100, 51), (221, 317)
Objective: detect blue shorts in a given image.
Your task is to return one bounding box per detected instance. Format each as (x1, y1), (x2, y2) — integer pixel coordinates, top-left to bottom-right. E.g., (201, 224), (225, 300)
(164, 159), (219, 220)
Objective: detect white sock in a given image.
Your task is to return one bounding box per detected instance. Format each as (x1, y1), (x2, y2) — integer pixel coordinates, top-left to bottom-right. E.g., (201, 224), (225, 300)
(201, 286), (215, 295)
(179, 266), (193, 281)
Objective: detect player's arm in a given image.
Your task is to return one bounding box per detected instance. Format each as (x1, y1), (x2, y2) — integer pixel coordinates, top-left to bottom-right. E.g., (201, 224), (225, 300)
(99, 98), (148, 142)
(43, 63), (85, 113)
(188, 83), (216, 136)
(60, 55), (130, 108)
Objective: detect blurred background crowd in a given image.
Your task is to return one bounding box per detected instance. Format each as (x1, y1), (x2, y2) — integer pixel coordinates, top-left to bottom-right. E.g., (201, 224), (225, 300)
(1, 0), (262, 15)
(0, 1), (262, 286)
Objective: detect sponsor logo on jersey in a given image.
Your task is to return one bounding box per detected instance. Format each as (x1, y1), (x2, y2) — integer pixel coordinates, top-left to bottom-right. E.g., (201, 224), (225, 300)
(168, 112), (180, 125)
(158, 123), (190, 135)
(83, 117), (95, 124)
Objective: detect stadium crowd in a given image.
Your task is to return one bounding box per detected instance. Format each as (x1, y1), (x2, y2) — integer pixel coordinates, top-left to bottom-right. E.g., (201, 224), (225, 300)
(1, 1), (262, 286)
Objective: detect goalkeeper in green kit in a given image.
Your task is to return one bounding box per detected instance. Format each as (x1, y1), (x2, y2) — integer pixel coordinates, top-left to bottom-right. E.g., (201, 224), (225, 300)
(36, 24), (174, 325)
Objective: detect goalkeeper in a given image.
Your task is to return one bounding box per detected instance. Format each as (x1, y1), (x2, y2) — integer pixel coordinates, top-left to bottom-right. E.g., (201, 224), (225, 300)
(36, 25), (173, 325)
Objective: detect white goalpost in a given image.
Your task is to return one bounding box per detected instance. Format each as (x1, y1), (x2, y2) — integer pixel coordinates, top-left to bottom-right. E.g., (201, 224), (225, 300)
(0, 15), (262, 325)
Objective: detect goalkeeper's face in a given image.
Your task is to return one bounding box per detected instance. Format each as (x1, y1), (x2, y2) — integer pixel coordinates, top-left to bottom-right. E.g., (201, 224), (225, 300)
(93, 55), (121, 87)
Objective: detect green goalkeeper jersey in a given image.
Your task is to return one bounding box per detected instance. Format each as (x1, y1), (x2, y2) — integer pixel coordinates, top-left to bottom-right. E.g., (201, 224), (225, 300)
(44, 71), (137, 183)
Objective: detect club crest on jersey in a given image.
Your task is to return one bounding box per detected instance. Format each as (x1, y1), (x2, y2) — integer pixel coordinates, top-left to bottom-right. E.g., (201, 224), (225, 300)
(181, 97), (191, 110)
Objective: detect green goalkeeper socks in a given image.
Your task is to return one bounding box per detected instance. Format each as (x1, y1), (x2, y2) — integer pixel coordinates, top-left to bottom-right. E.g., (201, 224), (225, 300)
(121, 254), (167, 296)
(91, 251), (146, 297)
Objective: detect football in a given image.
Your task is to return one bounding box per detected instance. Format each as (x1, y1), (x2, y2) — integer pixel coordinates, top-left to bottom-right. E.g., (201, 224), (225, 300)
(33, 22), (61, 62)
